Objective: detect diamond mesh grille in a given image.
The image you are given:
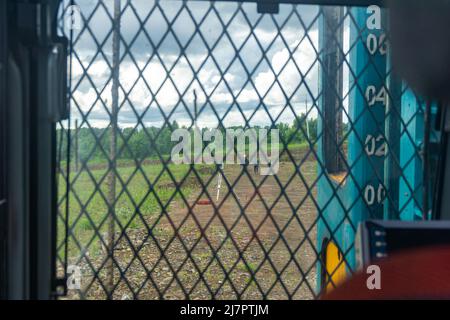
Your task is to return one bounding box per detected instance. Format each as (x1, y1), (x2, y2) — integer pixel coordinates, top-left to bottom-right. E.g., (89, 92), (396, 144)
(55, 0), (435, 299)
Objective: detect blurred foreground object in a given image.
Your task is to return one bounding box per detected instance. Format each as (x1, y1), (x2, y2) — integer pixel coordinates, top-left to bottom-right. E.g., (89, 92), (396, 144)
(324, 245), (450, 299)
(389, 0), (450, 101)
(356, 220), (450, 266)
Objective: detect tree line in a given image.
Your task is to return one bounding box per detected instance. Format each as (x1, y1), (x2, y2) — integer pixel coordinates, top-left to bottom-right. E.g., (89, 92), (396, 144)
(57, 114), (320, 163)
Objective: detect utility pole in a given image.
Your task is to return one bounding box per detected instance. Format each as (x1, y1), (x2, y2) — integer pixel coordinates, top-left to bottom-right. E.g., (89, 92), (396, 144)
(305, 98), (310, 140)
(106, 0), (121, 298)
(74, 119), (79, 172)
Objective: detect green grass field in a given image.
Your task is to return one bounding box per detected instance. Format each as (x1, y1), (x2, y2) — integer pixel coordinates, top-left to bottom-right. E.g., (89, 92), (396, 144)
(59, 162), (216, 259)
(57, 142), (321, 299)
(59, 143), (313, 259)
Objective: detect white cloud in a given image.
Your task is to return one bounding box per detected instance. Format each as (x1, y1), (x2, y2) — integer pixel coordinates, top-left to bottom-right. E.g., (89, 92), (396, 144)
(238, 29), (319, 107)
(69, 5), (322, 128)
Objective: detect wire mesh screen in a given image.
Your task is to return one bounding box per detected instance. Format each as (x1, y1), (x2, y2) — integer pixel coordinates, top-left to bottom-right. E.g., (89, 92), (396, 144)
(56, 0), (435, 299)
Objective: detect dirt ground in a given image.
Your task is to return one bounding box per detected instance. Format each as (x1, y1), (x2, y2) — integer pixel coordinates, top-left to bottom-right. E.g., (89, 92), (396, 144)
(67, 150), (319, 300)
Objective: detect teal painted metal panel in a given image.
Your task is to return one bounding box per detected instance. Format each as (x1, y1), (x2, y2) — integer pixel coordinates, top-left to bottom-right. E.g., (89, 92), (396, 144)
(317, 6), (388, 290)
(346, 7), (387, 223)
(398, 88), (424, 221)
(315, 4), (441, 293)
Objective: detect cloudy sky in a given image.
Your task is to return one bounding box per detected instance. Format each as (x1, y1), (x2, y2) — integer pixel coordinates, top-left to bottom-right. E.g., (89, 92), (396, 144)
(62, 0), (349, 129)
